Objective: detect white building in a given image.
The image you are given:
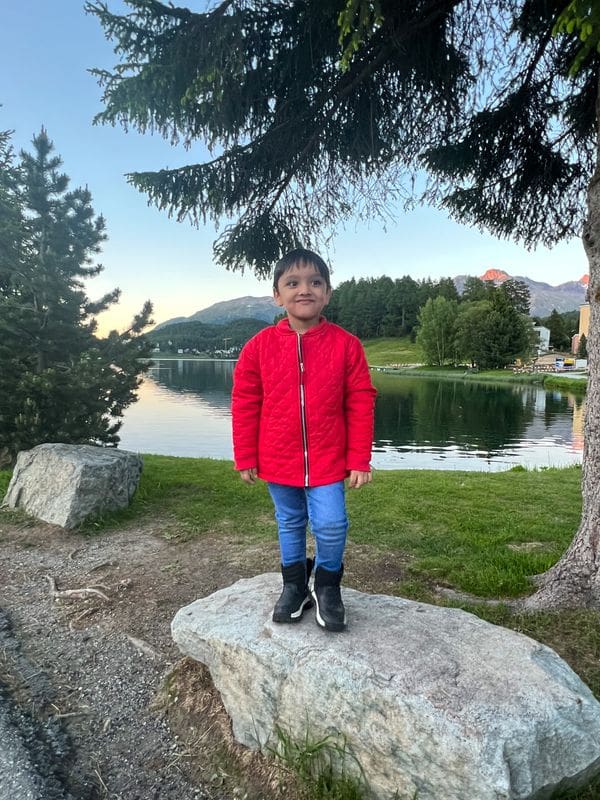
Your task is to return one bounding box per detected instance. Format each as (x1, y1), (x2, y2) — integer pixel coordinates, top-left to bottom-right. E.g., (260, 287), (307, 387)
(533, 325), (550, 354)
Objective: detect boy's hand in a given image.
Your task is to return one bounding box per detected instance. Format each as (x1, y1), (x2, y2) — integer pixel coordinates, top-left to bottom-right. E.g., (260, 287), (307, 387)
(348, 470), (372, 489)
(239, 468), (258, 485)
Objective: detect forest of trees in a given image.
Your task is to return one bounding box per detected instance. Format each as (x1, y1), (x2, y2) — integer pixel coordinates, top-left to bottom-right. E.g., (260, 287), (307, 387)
(326, 274), (542, 369)
(325, 274), (459, 338)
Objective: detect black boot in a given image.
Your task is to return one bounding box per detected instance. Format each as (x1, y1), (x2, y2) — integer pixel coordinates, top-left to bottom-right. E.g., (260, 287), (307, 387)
(312, 564), (346, 632)
(272, 558), (314, 623)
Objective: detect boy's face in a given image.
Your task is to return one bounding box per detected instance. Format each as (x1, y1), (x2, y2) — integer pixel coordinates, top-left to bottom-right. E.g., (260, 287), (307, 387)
(273, 261), (331, 332)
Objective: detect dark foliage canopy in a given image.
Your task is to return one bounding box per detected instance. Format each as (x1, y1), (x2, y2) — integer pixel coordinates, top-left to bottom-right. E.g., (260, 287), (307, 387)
(88, 0), (597, 278)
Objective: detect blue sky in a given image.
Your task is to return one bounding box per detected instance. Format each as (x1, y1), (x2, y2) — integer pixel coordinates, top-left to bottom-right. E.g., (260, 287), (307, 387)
(1, 1), (589, 334)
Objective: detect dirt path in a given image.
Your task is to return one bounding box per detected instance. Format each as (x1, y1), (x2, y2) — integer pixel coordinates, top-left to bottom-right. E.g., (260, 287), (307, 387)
(0, 511), (408, 800)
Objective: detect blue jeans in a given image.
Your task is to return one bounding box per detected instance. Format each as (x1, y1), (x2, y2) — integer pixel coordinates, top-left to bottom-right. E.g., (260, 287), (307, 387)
(267, 481), (348, 572)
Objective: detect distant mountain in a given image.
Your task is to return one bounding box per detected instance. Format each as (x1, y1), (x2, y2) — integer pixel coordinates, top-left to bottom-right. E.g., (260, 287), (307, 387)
(154, 315), (188, 329)
(453, 270), (588, 317)
(154, 296), (279, 331)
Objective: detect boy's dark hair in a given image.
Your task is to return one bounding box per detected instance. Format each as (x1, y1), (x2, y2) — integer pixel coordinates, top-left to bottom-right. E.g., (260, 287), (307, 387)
(273, 248), (331, 291)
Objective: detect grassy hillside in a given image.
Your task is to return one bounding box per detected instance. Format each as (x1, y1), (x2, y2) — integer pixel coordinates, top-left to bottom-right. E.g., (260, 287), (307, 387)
(361, 337), (421, 366)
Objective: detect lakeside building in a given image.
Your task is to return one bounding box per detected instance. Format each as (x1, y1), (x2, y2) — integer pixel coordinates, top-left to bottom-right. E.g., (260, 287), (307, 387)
(533, 325), (550, 354)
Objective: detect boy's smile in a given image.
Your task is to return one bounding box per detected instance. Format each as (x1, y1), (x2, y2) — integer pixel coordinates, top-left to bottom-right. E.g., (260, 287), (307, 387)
(273, 261), (331, 332)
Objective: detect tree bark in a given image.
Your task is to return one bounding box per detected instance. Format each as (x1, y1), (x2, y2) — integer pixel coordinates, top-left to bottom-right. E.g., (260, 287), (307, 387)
(524, 77), (600, 610)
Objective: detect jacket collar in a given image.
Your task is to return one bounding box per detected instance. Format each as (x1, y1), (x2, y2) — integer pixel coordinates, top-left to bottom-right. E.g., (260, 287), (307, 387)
(275, 317), (329, 336)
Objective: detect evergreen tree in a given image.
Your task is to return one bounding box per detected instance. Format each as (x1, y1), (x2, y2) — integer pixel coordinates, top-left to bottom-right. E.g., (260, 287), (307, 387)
(0, 130), (153, 465)
(539, 308), (579, 347)
(476, 291), (534, 370)
(382, 275), (420, 336)
(416, 278), (439, 315)
(561, 309), (580, 340)
(547, 308), (571, 351)
(354, 277), (378, 337)
(500, 279), (531, 316)
(461, 277), (494, 304)
(88, 1), (592, 266)
(324, 281), (341, 324)
(337, 277), (359, 333)
(373, 275), (395, 335)
(577, 332), (588, 359)
(0, 130), (28, 465)
(433, 277), (460, 303)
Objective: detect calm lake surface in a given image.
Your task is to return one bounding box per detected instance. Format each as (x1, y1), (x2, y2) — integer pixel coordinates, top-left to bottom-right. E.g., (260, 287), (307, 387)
(118, 359), (584, 472)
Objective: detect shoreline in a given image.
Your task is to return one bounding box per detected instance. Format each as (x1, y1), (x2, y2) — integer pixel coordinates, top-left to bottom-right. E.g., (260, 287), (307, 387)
(142, 356), (588, 394)
(369, 365), (588, 393)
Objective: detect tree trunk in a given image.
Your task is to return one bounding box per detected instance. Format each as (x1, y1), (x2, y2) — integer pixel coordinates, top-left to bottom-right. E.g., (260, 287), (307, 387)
(525, 80), (600, 610)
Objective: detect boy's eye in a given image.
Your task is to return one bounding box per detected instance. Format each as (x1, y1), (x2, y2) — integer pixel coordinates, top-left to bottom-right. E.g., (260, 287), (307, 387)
(312, 279), (323, 286)
(286, 280), (298, 287)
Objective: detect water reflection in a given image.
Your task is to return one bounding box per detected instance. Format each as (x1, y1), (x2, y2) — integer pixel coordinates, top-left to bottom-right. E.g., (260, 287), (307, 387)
(118, 360), (236, 458)
(149, 358), (234, 415)
(117, 360), (584, 471)
(375, 378), (536, 452)
(370, 374), (582, 470)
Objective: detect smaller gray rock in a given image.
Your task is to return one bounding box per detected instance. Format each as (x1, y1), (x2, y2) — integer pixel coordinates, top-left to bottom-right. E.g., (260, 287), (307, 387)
(2, 443), (142, 528)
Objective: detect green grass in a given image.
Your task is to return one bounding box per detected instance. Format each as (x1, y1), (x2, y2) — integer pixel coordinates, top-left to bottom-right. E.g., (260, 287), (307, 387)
(362, 337), (421, 366)
(0, 470), (11, 496)
(78, 455), (277, 540)
(376, 365), (548, 386)
(271, 727), (366, 800)
(545, 374), (588, 394)
(346, 466), (581, 598)
(59, 457), (581, 601)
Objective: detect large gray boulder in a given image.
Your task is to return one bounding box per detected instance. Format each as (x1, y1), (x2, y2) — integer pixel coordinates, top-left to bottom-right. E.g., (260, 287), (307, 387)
(2, 443), (142, 528)
(172, 575), (600, 800)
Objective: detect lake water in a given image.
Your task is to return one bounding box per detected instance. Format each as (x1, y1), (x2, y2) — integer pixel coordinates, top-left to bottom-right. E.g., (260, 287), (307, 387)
(118, 359), (584, 472)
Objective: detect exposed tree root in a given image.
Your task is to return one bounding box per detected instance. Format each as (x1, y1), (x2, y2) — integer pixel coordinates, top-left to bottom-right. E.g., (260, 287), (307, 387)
(46, 575), (111, 603)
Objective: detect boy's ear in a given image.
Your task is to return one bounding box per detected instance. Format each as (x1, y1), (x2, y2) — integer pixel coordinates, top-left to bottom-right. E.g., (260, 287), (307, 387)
(273, 288), (284, 306)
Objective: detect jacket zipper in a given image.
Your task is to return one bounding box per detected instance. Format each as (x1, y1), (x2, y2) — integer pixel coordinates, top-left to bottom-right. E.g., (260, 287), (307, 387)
(297, 333), (309, 487)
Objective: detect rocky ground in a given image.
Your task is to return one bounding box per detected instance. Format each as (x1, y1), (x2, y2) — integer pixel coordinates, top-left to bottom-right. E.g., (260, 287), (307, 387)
(0, 510), (407, 800)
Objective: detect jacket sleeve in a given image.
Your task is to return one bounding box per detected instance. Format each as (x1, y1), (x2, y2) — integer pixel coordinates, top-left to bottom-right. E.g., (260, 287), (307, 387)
(231, 339), (263, 470)
(344, 337), (377, 472)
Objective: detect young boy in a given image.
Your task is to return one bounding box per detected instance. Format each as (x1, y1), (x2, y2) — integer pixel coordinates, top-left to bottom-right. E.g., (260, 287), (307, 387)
(231, 248), (376, 631)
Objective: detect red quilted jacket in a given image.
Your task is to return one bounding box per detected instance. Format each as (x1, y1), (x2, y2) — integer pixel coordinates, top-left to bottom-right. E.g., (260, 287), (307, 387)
(231, 318), (376, 487)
